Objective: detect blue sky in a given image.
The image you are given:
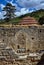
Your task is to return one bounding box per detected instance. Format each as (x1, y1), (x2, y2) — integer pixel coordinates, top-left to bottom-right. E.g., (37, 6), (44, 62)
(0, 0), (44, 19)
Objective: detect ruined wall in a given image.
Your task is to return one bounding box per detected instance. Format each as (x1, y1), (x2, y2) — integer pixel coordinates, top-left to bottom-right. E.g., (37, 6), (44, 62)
(0, 25), (44, 52)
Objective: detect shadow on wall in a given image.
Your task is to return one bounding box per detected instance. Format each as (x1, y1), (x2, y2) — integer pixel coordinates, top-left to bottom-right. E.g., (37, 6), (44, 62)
(37, 54), (44, 65)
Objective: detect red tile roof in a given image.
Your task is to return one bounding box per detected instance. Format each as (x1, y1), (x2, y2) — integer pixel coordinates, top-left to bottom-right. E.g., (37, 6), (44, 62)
(19, 16), (38, 25)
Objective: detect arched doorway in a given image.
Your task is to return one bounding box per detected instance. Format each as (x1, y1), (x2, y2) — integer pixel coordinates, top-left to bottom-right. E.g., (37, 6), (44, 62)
(15, 30), (32, 53)
(16, 31), (26, 53)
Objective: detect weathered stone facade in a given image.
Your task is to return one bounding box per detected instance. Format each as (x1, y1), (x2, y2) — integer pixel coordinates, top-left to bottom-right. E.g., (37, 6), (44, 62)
(0, 25), (44, 52)
(0, 25), (44, 65)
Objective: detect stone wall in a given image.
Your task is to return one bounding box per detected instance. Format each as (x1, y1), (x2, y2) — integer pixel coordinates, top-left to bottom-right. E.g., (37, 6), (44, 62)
(0, 25), (44, 52)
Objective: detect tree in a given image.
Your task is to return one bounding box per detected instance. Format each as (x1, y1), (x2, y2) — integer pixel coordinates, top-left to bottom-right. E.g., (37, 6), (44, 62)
(3, 3), (16, 22)
(38, 16), (44, 25)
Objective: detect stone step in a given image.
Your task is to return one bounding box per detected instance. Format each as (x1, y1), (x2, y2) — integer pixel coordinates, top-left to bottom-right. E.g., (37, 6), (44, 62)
(0, 48), (18, 60)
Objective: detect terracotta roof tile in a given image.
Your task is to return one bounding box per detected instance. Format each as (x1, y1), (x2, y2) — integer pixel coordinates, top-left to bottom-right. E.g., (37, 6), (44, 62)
(19, 16), (38, 25)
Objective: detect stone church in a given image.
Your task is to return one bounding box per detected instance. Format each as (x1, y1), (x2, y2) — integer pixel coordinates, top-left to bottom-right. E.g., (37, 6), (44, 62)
(0, 16), (44, 65)
(0, 16), (44, 53)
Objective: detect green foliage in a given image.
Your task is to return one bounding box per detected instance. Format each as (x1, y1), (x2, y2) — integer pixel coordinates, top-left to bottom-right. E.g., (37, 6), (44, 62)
(17, 9), (44, 21)
(0, 9), (44, 25)
(30, 9), (44, 20)
(38, 16), (44, 25)
(3, 3), (16, 22)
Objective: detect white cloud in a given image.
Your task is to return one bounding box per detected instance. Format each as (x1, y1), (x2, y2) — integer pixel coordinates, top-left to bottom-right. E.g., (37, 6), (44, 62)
(15, 8), (29, 16)
(0, 4), (5, 10)
(5, 0), (13, 3)
(0, 4), (5, 19)
(0, 11), (6, 19)
(5, 0), (15, 6)
(36, 3), (44, 10)
(5, 0), (19, 11)
(0, 12), (3, 19)
(0, 0), (44, 19)
(16, 0), (44, 9)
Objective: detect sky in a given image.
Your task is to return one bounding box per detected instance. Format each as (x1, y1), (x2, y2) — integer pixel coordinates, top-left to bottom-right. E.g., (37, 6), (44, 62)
(0, 0), (44, 19)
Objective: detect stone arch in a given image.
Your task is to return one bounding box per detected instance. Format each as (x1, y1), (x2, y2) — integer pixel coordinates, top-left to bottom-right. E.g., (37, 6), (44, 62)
(15, 30), (32, 52)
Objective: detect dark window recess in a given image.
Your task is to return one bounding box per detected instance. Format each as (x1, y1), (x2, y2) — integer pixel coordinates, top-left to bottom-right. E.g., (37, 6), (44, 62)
(4, 31), (6, 34)
(40, 30), (41, 32)
(3, 39), (4, 42)
(32, 37), (34, 40)
(17, 45), (20, 49)
(28, 26), (31, 28)
(27, 49), (30, 52)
